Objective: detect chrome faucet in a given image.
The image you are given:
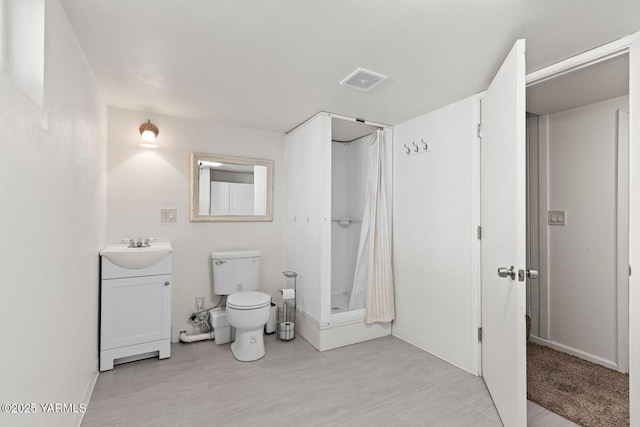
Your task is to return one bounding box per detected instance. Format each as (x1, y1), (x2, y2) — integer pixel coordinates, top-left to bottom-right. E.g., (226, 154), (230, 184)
(123, 237), (156, 248)
(143, 237), (156, 247)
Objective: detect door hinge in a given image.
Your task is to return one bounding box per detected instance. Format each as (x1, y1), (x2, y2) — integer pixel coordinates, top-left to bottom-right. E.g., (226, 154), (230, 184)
(478, 327), (483, 341)
(477, 226), (482, 240)
(630, 265), (632, 277)
(477, 123), (482, 139)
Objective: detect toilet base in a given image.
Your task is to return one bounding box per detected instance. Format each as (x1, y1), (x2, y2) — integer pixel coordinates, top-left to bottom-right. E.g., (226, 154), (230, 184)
(231, 328), (266, 362)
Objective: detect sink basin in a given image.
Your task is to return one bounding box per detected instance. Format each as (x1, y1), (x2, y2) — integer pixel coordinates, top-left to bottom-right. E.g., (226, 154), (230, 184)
(100, 243), (173, 269)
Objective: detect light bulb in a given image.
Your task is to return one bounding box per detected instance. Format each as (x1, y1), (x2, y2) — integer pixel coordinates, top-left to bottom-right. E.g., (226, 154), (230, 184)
(140, 130), (158, 148)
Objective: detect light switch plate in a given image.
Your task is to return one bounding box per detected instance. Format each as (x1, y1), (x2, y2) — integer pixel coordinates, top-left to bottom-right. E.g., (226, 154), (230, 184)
(548, 210), (566, 226)
(161, 208), (177, 222)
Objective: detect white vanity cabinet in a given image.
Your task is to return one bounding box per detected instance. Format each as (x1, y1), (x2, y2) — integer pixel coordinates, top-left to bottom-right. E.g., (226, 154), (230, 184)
(99, 247), (172, 371)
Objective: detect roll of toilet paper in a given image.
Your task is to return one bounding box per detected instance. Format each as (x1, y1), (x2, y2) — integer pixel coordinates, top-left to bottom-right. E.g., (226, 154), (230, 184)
(281, 288), (295, 299)
(279, 321), (295, 340)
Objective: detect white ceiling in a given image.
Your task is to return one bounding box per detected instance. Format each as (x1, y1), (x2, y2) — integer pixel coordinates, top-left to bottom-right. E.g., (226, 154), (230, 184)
(60, 0), (640, 133)
(527, 55), (629, 116)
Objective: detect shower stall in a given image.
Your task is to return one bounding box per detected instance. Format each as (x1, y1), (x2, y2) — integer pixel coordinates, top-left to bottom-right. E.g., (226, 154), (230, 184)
(330, 134), (368, 317)
(285, 113), (392, 351)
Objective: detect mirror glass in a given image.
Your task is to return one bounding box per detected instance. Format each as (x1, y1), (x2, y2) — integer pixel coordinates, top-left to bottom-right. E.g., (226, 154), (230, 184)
(190, 152), (273, 222)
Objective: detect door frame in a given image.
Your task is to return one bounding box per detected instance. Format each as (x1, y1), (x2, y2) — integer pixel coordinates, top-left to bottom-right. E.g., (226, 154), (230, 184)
(526, 34), (636, 86)
(618, 109), (630, 373)
(528, 107), (629, 372)
(526, 32), (638, 395)
(477, 31), (639, 424)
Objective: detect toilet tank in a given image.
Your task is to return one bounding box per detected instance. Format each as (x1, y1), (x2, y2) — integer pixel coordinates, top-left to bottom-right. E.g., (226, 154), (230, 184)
(211, 250), (261, 295)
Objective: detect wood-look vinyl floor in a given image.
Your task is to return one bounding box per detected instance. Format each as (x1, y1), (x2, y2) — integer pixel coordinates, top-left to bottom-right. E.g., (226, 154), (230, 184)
(83, 335), (575, 426)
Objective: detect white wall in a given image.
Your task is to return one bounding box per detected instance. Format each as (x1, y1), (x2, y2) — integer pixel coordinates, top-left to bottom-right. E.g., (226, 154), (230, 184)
(393, 96), (480, 374)
(106, 107), (285, 334)
(0, 1), (107, 425)
(331, 137), (369, 297)
(253, 165), (267, 215)
(5, 0), (45, 106)
(540, 95), (628, 365)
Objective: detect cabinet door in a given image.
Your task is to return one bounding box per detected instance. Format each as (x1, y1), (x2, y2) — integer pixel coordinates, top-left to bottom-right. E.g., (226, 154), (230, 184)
(101, 274), (171, 350)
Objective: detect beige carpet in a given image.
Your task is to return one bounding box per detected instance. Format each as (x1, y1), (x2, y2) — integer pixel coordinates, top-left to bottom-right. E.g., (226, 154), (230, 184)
(527, 342), (629, 427)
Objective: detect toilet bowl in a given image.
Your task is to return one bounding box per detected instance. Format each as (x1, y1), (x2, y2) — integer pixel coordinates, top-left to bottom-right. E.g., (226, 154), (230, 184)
(226, 290), (271, 361)
(211, 250), (271, 362)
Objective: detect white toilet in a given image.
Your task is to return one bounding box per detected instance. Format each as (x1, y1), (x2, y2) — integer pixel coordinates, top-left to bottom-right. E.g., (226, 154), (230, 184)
(211, 250), (271, 361)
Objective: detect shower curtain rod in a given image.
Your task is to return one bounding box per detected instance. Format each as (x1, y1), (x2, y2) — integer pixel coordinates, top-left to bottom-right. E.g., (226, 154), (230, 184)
(286, 111), (390, 134)
(326, 112), (389, 129)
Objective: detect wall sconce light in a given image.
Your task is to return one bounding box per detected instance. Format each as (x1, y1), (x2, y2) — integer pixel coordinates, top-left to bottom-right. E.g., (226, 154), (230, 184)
(139, 120), (159, 148)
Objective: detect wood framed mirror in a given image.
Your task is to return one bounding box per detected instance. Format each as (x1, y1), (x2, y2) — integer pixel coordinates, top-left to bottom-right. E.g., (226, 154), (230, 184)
(189, 152), (274, 222)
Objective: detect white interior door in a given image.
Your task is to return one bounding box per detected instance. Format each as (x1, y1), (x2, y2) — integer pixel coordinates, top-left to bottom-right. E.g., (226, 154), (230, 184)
(480, 39), (527, 427)
(629, 36), (640, 425)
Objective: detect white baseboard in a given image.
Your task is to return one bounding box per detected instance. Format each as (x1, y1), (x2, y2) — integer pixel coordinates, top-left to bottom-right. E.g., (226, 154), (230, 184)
(319, 320), (390, 351)
(296, 309), (391, 352)
(296, 310), (321, 350)
(529, 335), (618, 370)
(74, 365), (98, 427)
(392, 326), (476, 375)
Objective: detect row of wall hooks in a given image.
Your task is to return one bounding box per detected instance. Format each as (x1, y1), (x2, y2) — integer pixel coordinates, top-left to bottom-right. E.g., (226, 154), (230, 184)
(403, 139), (431, 156)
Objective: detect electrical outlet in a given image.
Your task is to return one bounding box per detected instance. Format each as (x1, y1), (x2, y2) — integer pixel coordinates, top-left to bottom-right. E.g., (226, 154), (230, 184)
(195, 296), (204, 311)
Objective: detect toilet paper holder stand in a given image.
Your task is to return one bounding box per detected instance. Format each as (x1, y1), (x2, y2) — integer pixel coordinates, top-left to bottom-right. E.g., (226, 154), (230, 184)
(278, 271), (298, 341)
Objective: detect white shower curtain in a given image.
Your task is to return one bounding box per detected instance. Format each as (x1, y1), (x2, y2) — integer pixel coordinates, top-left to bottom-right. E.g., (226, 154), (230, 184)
(348, 129), (395, 324)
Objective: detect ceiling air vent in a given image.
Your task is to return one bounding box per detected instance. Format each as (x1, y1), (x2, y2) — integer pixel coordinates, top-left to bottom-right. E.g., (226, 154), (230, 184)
(339, 68), (388, 91)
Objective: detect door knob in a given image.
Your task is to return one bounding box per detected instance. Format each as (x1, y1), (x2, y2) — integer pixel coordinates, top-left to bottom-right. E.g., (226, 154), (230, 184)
(164, 281), (170, 286)
(497, 266), (516, 280)
(527, 269), (539, 279)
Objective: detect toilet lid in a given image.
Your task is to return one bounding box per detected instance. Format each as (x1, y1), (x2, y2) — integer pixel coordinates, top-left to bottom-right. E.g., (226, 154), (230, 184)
(227, 291), (271, 310)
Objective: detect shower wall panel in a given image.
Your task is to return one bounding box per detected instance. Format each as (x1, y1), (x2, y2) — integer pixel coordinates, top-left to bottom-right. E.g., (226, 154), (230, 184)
(285, 114), (331, 324)
(331, 137), (369, 297)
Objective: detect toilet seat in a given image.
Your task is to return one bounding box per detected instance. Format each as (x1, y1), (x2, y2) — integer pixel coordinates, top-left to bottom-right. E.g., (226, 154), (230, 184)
(227, 291), (270, 310)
